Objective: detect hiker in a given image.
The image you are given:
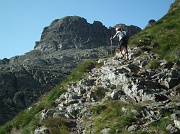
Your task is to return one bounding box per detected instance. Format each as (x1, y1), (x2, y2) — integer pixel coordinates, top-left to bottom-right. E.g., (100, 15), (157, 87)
(110, 27), (128, 59)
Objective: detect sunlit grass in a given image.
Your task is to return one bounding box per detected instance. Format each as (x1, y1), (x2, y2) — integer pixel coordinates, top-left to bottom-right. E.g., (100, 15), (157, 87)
(129, 3), (180, 62)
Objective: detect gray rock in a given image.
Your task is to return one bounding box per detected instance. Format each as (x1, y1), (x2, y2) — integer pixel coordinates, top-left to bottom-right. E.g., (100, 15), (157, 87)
(171, 113), (180, 130)
(128, 125), (138, 132)
(166, 124), (180, 134)
(34, 126), (50, 134)
(101, 128), (111, 134)
(111, 89), (125, 100)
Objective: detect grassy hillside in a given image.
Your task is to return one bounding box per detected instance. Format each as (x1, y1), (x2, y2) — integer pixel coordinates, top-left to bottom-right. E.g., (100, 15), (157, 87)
(129, 0), (180, 63)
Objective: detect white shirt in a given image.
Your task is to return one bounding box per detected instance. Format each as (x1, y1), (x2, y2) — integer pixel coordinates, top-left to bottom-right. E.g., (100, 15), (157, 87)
(117, 31), (126, 41)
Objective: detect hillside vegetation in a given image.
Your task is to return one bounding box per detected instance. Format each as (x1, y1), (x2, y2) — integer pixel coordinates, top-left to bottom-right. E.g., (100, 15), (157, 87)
(129, 0), (180, 63)
(0, 0), (179, 134)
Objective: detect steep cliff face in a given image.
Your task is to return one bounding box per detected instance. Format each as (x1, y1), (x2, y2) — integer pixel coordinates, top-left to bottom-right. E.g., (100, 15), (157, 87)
(0, 16), (141, 126)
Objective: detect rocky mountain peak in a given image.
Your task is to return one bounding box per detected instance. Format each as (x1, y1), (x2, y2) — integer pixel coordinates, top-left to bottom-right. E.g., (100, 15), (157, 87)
(34, 16), (110, 54)
(34, 16), (141, 54)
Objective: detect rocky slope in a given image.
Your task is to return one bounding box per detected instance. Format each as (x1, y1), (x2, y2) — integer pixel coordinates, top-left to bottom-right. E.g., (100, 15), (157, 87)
(34, 47), (180, 134)
(0, 16), (141, 126)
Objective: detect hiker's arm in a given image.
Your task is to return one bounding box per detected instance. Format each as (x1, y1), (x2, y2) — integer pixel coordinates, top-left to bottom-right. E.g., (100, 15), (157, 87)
(111, 32), (118, 40)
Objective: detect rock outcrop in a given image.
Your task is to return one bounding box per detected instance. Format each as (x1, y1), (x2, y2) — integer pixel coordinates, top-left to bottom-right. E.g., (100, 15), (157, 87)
(146, 19), (156, 27)
(34, 16), (141, 54)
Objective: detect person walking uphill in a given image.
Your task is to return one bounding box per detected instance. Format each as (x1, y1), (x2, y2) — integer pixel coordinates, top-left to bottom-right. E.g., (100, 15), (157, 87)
(110, 27), (128, 59)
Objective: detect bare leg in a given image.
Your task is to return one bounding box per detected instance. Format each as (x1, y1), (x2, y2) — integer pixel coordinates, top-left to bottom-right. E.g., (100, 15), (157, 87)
(118, 46), (124, 58)
(124, 47), (128, 59)
(126, 51), (129, 59)
(120, 50), (124, 58)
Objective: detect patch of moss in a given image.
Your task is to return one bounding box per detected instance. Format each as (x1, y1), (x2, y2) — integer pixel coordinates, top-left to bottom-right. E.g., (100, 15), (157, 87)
(145, 59), (160, 69)
(94, 86), (107, 101)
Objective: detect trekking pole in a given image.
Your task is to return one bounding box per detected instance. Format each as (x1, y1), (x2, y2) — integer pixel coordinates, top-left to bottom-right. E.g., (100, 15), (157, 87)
(110, 37), (112, 55)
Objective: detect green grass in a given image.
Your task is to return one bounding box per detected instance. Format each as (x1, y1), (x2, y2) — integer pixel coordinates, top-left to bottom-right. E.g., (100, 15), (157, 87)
(84, 100), (174, 134)
(145, 59), (160, 69)
(61, 59), (96, 84)
(85, 100), (142, 133)
(0, 104), (44, 134)
(129, 0), (180, 63)
(148, 117), (172, 134)
(41, 117), (70, 134)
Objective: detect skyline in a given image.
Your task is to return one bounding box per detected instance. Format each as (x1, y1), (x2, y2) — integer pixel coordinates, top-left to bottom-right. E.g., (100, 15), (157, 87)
(0, 0), (175, 59)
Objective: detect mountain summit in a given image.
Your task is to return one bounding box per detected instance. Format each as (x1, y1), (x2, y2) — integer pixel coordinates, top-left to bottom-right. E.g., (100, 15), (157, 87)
(34, 16), (141, 54)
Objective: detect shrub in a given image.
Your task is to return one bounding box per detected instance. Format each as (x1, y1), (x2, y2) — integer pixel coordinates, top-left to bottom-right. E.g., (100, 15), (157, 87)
(94, 86), (107, 101)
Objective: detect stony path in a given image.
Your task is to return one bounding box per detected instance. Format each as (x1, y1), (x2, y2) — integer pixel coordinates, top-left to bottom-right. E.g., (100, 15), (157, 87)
(35, 49), (180, 134)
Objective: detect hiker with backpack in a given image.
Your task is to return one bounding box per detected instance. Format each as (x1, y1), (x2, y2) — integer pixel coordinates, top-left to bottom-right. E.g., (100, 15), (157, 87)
(110, 27), (128, 59)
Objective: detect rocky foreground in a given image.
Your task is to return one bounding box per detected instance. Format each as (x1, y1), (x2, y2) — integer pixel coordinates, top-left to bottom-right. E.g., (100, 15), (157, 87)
(33, 46), (180, 134)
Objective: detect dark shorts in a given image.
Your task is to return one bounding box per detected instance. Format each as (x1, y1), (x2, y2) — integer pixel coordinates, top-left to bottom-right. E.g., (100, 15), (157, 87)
(118, 38), (128, 51)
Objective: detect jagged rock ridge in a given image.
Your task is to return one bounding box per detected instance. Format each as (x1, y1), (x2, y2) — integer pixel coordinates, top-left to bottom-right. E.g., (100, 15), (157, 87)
(34, 16), (141, 54)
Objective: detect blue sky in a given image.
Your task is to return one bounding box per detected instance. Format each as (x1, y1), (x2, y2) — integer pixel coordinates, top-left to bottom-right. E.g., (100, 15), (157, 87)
(0, 0), (175, 59)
